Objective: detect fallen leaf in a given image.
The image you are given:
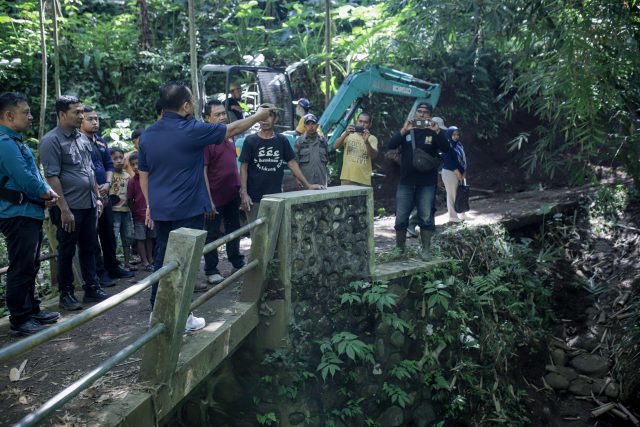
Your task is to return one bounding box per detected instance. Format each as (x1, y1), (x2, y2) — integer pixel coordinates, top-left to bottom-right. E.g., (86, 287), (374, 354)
(19, 396), (28, 405)
(9, 359), (28, 382)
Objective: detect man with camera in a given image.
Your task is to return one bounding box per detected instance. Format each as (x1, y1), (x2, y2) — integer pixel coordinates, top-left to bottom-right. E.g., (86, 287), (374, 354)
(333, 112), (378, 186)
(387, 108), (451, 260)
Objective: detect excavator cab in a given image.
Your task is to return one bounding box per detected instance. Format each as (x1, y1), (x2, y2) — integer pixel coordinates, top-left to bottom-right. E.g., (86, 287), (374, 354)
(199, 65), (297, 143)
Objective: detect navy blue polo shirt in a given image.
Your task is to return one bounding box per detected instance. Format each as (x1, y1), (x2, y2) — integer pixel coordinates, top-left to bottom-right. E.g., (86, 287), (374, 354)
(138, 112), (227, 221)
(88, 134), (114, 185)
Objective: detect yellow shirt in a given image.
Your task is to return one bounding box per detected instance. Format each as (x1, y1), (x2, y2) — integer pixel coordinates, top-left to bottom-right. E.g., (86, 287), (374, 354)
(296, 117), (306, 134)
(340, 133), (378, 186)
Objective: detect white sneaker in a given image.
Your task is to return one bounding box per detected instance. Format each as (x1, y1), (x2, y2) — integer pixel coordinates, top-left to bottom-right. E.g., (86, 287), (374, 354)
(185, 312), (206, 333)
(206, 273), (224, 285)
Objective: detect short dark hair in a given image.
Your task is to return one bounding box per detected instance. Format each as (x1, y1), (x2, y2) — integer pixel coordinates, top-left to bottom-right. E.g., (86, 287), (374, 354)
(155, 100), (163, 116)
(203, 99), (224, 117)
(129, 151), (139, 162)
(55, 95), (81, 115)
(83, 105), (95, 113)
(131, 129), (143, 140)
(110, 147), (124, 156)
(159, 81), (192, 112)
(358, 111), (372, 122)
(0, 92), (28, 115)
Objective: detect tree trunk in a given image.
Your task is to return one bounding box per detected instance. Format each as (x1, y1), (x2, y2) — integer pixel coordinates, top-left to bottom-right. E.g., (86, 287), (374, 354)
(188, 0), (200, 119)
(52, 0), (61, 98)
(138, 0), (151, 50)
(324, 0), (331, 108)
(38, 0), (48, 143)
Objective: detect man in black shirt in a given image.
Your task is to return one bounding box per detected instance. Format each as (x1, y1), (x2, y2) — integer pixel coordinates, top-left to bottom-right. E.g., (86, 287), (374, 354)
(387, 115), (451, 259)
(239, 104), (323, 223)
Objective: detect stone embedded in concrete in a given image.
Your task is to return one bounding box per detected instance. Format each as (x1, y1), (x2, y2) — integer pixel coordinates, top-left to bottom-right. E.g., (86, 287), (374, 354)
(568, 378), (593, 396)
(375, 337), (387, 360)
(551, 348), (568, 367)
(378, 405), (405, 426)
(289, 412), (306, 425)
(390, 330), (406, 348)
(546, 365), (578, 381)
(413, 402), (436, 427)
(591, 379), (620, 398)
(569, 354), (609, 377)
(544, 372), (570, 390)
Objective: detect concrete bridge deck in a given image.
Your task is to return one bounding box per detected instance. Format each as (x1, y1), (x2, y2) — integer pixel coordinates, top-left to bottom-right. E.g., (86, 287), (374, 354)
(0, 185), (590, 426)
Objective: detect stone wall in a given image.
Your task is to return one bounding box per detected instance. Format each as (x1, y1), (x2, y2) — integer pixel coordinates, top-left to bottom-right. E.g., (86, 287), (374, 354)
(164, 187), (441, 426)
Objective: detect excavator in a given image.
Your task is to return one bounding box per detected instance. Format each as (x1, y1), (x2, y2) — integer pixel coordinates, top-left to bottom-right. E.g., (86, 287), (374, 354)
(198, 63), (441, 156)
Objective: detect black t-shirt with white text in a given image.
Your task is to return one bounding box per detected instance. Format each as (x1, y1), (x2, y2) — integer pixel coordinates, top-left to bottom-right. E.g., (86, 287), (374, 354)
(239, 133), (295, 202)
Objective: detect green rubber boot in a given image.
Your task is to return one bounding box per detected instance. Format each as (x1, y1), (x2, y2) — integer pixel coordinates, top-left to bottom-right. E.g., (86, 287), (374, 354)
(393, 230), (407, 256)
(420, 229), (434, 260)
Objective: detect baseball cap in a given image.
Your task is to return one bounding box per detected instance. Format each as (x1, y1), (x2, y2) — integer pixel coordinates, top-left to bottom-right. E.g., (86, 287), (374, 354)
(303, 113), (318, 124)
(295, 98), (310, 109)
(416, 102), (433, 112)
(432, 116), (447, 130)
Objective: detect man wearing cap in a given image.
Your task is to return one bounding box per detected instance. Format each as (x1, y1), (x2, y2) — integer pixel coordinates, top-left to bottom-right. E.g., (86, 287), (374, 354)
(240, 104), (324, 222)
(0, 92), (61, 336)
(225, 82), (244, 122)
(294, 113), (329, 187)
(334, 112), (378, 186)
(294, 98), (311, 134)
(387, 111), (451, 260)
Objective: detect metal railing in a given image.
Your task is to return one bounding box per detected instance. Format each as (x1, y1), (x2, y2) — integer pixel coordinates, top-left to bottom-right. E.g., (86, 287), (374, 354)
(0, 216), (270, 427)
(0, 252), (57, 276)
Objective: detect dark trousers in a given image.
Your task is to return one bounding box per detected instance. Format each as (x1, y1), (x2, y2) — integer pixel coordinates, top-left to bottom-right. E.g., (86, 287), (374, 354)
(50, 206), (99, 293)
(204, 196), (244, 275)
(0, 216), (43, 326)
(95, 203), (120, 274)
(150, 214), (204, 306)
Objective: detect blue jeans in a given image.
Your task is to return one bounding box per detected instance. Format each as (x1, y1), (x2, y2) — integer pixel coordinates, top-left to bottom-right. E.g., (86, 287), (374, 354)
(394, 184), (436, 232)
(150, 214), (204, 307)
(112, 211), (133, 247)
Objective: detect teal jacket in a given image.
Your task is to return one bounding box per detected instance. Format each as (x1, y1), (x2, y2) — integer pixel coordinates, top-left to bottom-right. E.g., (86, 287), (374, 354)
(0, 125), (50, 220)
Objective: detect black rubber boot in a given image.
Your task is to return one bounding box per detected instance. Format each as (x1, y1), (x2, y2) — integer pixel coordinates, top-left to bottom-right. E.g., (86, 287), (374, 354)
(394, 230), (407, 255)
(420, 229), (434, 260)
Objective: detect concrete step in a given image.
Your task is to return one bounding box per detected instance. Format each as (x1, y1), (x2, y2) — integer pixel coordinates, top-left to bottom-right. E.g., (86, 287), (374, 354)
(372, 258), (450, 282)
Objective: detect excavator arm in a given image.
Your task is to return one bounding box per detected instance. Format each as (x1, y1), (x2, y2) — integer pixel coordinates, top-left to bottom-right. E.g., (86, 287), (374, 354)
(319, 64), (441, 149)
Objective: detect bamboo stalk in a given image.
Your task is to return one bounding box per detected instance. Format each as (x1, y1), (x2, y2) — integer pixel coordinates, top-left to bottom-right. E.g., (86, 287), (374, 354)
(37, 0), (48, 144)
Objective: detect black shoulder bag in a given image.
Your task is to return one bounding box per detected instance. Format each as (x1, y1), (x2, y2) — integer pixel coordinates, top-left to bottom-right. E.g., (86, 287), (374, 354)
(410, 129), (440, 173)
(0, 134), (45, 207)
(454, 179), (470, 213)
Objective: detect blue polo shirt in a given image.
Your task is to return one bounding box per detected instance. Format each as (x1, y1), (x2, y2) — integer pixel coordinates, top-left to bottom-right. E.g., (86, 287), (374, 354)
(0, 125), (49, 220)
(88, 134), (114, 185)
(138, 112), (227, 221)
